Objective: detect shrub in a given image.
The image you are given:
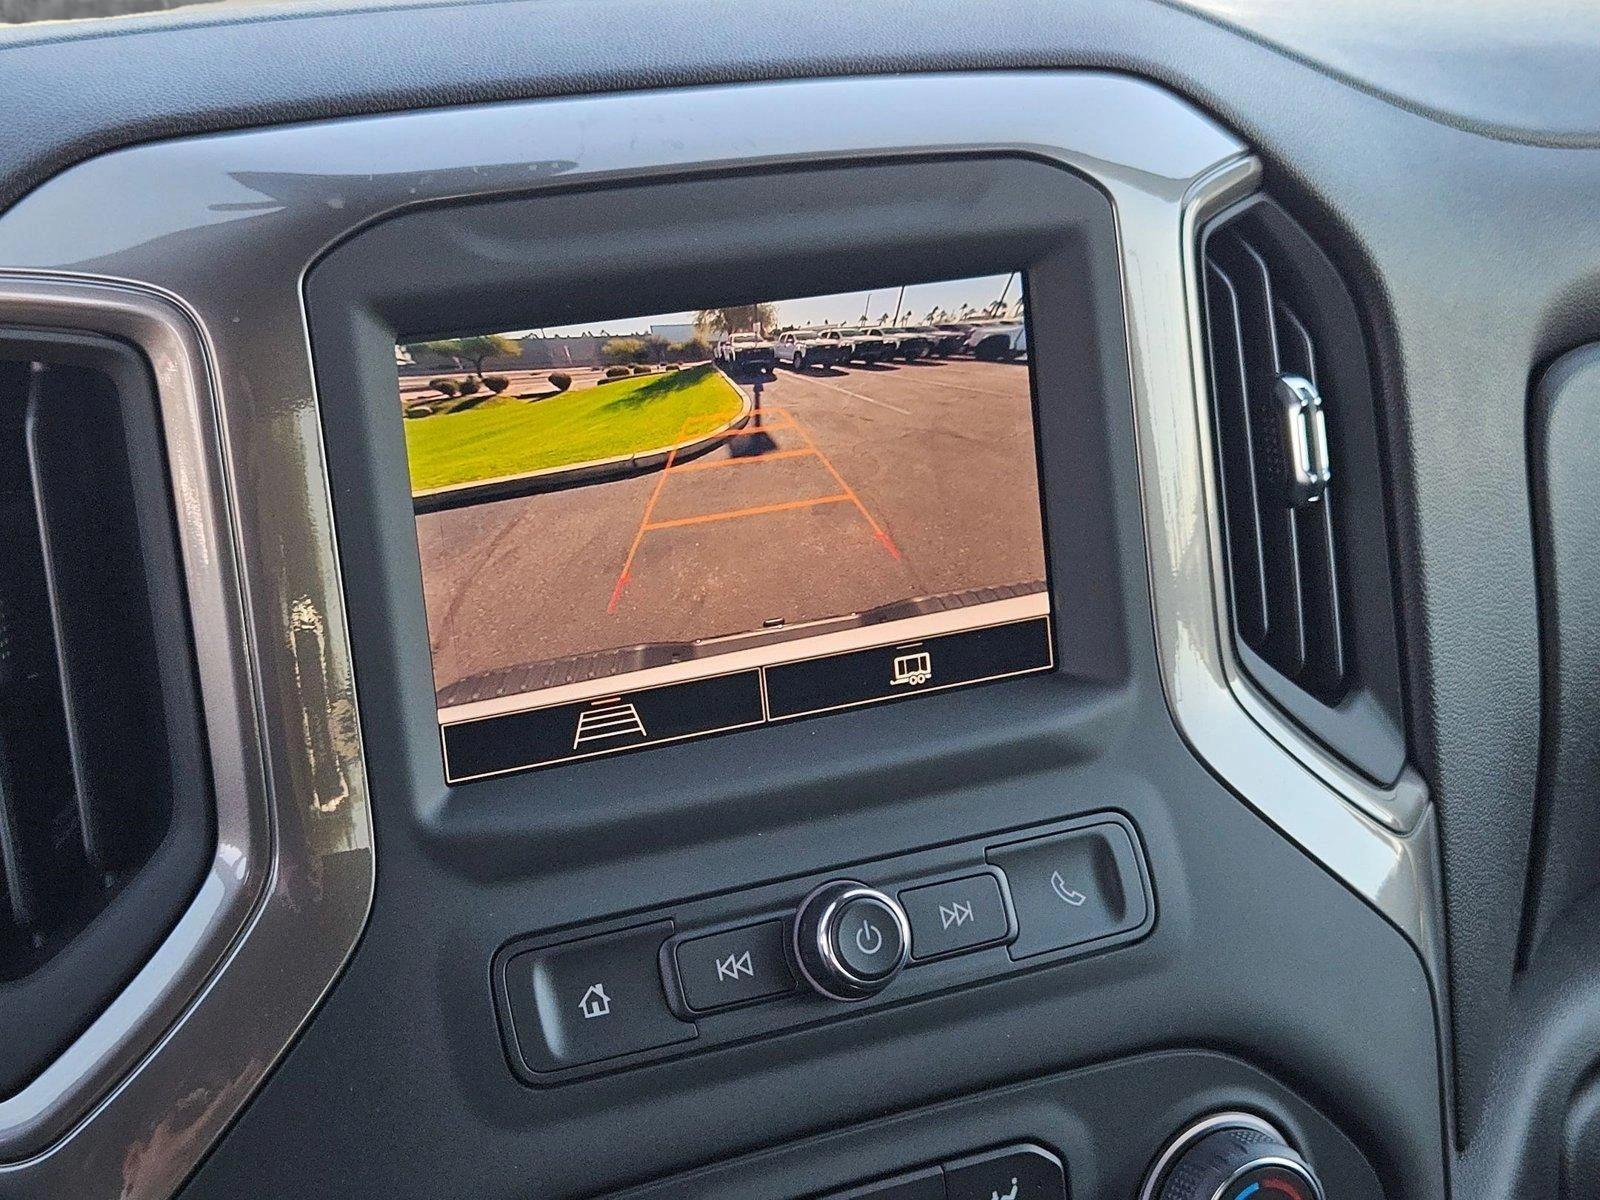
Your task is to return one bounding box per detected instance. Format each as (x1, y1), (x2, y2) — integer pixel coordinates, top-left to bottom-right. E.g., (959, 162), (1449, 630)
(428, 378), (459, 398)
(665, 363), (681, 371)
(601, 337), (649, 365)
(631, 364), (652, 375)
(404, 405), (434, 419)
(547, 371), (572, 392)
(482, 375), (510, 394)
(456, 376), (481, 395)
(670, 337), (712, 362)
(605, 365), (632, 379)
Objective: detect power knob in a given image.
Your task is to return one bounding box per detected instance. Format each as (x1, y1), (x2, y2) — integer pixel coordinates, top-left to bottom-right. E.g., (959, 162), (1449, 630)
(792, 880), (910, 1001)
(1145, 1114), (1324, 1200)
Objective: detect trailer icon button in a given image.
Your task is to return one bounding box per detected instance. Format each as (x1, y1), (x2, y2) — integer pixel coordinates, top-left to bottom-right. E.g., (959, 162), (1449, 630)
(890, 648), (933, 687)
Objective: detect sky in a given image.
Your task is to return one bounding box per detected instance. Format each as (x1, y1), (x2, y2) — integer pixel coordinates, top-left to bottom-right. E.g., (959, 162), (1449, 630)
(500, 273), (1021, 339)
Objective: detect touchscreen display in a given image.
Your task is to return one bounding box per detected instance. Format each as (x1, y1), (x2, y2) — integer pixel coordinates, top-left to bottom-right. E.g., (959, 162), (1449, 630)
(398, 273), (1052, 780)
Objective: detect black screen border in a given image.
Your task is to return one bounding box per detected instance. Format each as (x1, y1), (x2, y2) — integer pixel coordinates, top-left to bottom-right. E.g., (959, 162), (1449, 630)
(306, 154), (1131, 844)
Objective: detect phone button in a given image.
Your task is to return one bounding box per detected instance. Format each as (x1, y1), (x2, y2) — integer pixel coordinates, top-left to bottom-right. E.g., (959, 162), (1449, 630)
(986, 823), (1148, 959)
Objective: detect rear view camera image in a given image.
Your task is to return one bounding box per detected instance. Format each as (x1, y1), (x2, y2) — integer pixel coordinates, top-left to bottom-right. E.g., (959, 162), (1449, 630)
(397, 273), (1052, 779)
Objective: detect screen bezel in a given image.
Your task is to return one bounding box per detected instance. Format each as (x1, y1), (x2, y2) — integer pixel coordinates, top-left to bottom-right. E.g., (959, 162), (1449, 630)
(307, 154), (1131, 835)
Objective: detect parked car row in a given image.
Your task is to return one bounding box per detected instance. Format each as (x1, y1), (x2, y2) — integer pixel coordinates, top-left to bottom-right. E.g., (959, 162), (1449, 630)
(712, 331), (780, 373)
(715, 319), (1027, 375)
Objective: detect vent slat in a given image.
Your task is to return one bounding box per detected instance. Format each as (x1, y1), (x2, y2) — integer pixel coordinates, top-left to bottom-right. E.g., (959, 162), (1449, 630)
(1295, 500), (1345, 696)
(26, 364), (165, 875)
(0, 329), (212, 1096)
(1276, 302), (1346, 695)
(0, 361), (86, 935)
(1276, 300), (1317, 386)
(1210, 233), (1307, 676)
(1203, 261), (1269, 648)
(1203, 219), (1348, 706)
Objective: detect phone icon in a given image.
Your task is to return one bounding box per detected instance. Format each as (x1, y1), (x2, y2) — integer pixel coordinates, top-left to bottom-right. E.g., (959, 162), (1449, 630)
(1050, 870), (1088, 907)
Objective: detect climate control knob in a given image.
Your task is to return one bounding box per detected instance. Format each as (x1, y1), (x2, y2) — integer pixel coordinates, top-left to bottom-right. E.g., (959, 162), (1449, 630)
(792, 880), (910, 1001)
(1147, 1116), (1323, 1200)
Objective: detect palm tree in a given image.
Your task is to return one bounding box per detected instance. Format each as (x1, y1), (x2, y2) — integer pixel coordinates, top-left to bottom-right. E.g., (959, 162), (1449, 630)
(697, 304), (778, 335)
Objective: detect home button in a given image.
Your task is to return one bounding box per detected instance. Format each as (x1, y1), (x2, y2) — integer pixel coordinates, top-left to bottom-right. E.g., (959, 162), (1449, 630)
(502, 922), (696, 1073)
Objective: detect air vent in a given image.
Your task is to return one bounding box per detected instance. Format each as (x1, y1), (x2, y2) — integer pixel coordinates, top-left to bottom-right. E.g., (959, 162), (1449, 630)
(0, 331), (211, 1097)
(1198, 197), (1407, 786)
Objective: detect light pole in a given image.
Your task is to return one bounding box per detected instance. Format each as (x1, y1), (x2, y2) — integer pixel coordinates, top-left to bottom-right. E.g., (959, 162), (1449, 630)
(994, 272), (1016, 315)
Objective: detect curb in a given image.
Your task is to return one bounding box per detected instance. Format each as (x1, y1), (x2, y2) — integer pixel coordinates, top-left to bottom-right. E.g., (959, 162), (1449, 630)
(412, 378), (753, 514)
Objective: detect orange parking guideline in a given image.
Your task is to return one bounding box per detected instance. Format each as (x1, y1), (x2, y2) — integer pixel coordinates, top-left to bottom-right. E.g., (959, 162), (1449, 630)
(606, 413), (693, 613)
(685, 417), (799, 443)
(781, 406), (902, 560)
(644, 493), (852, 531)
(667, 446), (816, 474)
(606, 400), (901, 613)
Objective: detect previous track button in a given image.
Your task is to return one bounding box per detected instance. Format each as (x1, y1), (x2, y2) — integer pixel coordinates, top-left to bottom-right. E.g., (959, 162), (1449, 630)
(672, 920), (796, 1012)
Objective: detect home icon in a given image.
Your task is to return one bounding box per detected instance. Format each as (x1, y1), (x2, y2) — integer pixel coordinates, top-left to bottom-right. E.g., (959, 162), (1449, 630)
(578, 983), (612, 1020)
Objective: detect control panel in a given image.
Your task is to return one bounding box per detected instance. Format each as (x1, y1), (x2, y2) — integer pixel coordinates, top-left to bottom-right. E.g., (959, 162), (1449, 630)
(798, 1112), (1325, 1200)
(492, 813), (1153, 1084)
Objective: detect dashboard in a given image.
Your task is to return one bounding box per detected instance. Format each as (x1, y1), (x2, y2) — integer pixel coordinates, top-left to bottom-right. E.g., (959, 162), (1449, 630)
(0, 3), (1596, 1199)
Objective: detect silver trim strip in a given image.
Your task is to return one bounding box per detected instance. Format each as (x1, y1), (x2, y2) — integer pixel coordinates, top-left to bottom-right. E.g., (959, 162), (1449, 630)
(0, 286), (375, 1188)
(0, 70), (1440, 1196)
(0, 282), (271, 1159)
(1146, 157), (1446, 980)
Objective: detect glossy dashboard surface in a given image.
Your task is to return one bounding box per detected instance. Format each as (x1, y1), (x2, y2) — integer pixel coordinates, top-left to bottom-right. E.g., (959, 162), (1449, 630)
(2, 1), (1597, 1197)
(0, 69), (1443, 1199)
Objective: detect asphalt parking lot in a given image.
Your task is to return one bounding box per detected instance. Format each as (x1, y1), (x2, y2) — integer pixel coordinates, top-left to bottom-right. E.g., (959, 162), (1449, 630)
(416, 357), (1046, 701)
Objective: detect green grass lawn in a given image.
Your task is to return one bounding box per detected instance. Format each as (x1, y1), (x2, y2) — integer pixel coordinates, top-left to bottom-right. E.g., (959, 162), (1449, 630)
(404, 364), (744, 492)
